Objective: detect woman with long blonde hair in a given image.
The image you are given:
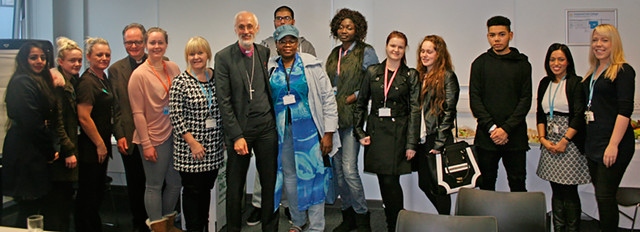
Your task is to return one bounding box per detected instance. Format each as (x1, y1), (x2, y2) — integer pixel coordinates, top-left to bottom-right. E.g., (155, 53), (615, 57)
(583, 24), (635, 231)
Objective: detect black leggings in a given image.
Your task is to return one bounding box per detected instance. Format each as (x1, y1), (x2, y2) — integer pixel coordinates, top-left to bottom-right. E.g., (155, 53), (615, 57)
(377, 174), (403, 229)
(550, 182), (580, 204)
(416, 141), (452, 215)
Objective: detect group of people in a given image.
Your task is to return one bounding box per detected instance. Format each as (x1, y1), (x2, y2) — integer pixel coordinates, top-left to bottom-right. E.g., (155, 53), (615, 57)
(0, 5), (634, 232)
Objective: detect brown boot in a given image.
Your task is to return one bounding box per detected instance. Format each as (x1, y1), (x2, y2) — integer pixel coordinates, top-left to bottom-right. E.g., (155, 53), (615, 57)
(146, 218), (168, 232)
(164, 211), (184, 232)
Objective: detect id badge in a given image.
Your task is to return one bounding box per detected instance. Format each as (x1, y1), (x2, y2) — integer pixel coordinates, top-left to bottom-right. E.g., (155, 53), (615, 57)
(205, 117), (216, 129)
(585, 111), (595, 123)
(163, 106), (170, 115)
(378, 107), (391, 117)
(283, 94), (296, 105)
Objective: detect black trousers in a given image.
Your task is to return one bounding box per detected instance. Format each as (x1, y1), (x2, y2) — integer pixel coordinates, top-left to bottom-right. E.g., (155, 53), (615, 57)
(180, 170), (218, 232)
(42, 181), (75, 231)
(13, 197), (45, 228)
(415, 138), (452, 215)
(588, 157), (631, 231)
(476, 147), (527, 192)
(75, 159), (108, 232)
(225, 117), (279, 232)
(120, 145), (148, 231)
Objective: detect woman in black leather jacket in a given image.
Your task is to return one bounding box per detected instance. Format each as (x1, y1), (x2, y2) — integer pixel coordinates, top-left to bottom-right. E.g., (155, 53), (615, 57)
(414, 35), (460, 215)
(354, 31), (420, 231)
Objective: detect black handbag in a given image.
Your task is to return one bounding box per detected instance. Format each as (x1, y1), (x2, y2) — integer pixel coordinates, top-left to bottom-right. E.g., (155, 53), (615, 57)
(426, 121), (481, 195)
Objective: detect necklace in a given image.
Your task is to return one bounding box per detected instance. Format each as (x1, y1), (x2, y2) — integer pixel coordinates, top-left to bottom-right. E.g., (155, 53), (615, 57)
(246, 54), (256, 100)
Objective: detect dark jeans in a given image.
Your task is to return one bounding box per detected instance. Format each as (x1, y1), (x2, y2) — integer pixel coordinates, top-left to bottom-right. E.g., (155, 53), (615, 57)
(588, 158), (631, 231)
(180, 170), (218, 232)
(416, 139), (452, 215)
(225, 118), (279, 232)
(377, 174), (404, 231)
(476, 147), (527, 192)
(75, 159), (109, 232)
(121, 145), (148, 231)
(42, 181), (75, 231)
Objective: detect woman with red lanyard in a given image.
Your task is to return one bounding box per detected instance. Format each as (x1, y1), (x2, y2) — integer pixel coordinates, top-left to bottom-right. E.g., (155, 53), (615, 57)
(354, 31), (420, 231)
(325, 8), (378, 232)
(128, 27), (183, 231)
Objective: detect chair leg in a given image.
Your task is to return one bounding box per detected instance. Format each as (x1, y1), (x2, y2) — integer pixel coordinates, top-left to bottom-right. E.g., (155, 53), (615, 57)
(632, 204), (638, 232)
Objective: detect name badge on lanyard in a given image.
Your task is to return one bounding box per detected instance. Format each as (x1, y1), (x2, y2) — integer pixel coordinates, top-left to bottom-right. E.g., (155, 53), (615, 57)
(163, 106), (170, 115)
(378, 107), (391, 117)
(283, 94), (296, 105)
(379, 64), (398, 118)
(205, 117), (216, 128)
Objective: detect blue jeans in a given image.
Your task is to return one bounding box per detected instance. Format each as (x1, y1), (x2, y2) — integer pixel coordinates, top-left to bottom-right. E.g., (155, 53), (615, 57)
(333, 127), (368, 213)
(282, 126), (325, 231)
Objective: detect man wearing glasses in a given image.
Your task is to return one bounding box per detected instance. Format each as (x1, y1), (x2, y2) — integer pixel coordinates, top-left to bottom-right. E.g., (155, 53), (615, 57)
(108, 23), (150, 232)
(261, 5), (316, 58)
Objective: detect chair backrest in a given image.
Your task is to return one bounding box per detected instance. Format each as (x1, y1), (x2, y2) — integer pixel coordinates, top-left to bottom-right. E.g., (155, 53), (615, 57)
(455, 188), (547, 232)
(396, 209), (498, 232)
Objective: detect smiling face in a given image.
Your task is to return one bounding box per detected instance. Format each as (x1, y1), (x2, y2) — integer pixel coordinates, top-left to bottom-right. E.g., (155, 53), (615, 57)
(123, 27), (145, 60)
(487, 25), (513, 55)
(385, 36), (406, 63)
(276, 35), (298, 59)
(28, 47), (47, 74)
(58, 49), (83, 76)
(338, 18), (356, 43)
(420, 40), (438, 71)
(188, 49), (209, 71)
(548, 49), (568, 78)
(146, 31), (167, 60)
(591, 31), (612, 64)
(87, 43), (111, 72)
(235, 12), (259, 49)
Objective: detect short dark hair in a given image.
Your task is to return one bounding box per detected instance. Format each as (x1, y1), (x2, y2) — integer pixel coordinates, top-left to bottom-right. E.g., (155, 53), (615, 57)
(330, 8), (368, 42)
(487, 16), (511, 31)
(122, 23), (147, 41)
(274, 6), (294, 19)
(544, 43), (576, 78)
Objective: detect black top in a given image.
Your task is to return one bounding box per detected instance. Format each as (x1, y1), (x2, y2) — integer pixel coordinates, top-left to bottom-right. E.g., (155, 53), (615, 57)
(583, 63), (635, 163)
(469, 47), (532, 151)
(536, 74), (586, 153)
(76, 69), (114, 162)
(244, 53), (271, 119)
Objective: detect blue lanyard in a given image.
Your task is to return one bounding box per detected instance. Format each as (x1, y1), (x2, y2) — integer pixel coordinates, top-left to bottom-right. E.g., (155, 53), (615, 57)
(587, 64), (607, 110)
(194, 69), (213, 113)
(548, 75), (566, 119)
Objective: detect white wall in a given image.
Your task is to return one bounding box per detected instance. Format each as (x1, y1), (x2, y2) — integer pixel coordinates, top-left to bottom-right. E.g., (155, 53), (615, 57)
(26, 0), (640, 198)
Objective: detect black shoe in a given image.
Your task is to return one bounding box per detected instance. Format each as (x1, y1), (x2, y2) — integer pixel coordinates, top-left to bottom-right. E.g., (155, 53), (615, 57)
(284, 207), (293, 224)
(333, 207), (357, 232)
(247, 207), (262, 226)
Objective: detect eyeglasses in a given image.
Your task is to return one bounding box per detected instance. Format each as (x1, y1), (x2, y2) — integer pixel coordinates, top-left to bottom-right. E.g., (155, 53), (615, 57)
(124, 40), (144, 46)
(277, 39), (298, 45)
(274, 16), (292, 22)
(28, 55), (47, 61)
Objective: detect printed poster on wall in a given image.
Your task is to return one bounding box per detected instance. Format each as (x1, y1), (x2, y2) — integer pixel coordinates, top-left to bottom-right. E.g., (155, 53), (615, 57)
(566, 9), (617, 45)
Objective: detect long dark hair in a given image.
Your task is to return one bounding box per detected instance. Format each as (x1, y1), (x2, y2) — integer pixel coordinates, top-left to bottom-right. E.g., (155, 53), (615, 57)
(544, 43), (576, 78)
(10, 41), (57, 106)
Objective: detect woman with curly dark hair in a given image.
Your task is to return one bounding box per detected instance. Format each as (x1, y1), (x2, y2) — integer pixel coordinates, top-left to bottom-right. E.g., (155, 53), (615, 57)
(326, 8), (378, 232)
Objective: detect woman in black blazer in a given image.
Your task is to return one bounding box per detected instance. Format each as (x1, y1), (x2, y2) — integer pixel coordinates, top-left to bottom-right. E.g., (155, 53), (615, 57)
(535, 43), (590, 232)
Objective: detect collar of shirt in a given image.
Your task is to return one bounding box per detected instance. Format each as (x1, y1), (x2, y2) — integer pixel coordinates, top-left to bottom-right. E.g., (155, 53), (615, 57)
(238, 43), (254, 57)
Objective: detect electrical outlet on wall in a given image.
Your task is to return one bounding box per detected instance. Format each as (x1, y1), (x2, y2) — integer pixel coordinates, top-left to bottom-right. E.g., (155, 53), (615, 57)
(634, 101), (640, 110)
